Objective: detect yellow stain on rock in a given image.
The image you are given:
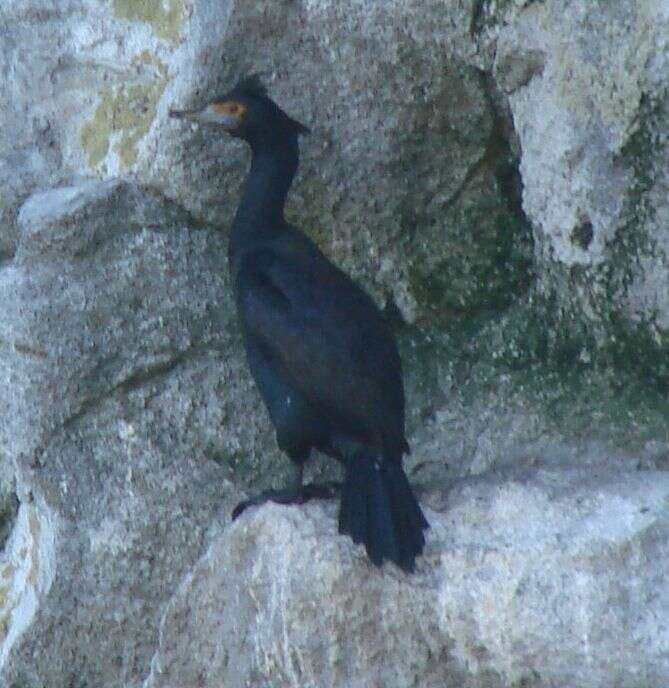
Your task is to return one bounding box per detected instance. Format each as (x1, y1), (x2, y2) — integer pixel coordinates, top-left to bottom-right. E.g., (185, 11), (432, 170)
(0, 560), (12, 642)
(81, 53), (169, 169)
(27, 507), (41, 587)
(113, 0), (184, 42)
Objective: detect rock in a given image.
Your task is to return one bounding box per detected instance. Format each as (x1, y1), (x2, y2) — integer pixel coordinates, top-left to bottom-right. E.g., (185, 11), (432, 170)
(0, 179), (253, 687)
(0, 1), (668, 686)
(158, 0), (522, 323)
(2, 0), (667, 329)
(0, 0), (530, 319)
(495, 1), (669, 294)
(0, 0), (232, 257)
(145, 468), (669, 688)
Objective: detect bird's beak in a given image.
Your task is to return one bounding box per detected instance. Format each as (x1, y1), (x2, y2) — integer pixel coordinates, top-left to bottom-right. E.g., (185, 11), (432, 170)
(168, 107), (203, 121)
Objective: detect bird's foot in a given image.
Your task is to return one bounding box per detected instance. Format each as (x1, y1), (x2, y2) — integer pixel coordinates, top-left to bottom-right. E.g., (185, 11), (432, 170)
(231, 480), (341, 520)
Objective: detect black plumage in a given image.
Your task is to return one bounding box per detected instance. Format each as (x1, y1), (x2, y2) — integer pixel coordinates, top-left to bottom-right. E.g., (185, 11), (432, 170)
(170, 76), (428, 571)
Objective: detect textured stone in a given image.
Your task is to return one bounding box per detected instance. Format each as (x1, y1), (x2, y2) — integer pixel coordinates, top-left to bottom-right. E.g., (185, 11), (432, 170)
(495, 1), (669, 285)
(2, 0), (667, 328)
(0, 0), (233, 258)
(145, 468), (669, 688)
(157, 0), (517, 322)
(0, 179), (247, 687)
(0, 1), (668, 687)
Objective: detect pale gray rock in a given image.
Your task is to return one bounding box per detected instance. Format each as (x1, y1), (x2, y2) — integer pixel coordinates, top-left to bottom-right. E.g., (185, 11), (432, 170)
(0, 0), (233, 257)
(0, 179), (252, 687)
(0, 1), (668, 687)
(2, 0), (667, 328)
(495, 1), (669, 272)
(624, 161), (669, 330)
(156, 0), (506, 322)
(145, 468), (669, 688)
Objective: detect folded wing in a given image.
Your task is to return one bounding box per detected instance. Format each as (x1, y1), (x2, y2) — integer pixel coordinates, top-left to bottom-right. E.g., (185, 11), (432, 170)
(234, 232), (407, 459)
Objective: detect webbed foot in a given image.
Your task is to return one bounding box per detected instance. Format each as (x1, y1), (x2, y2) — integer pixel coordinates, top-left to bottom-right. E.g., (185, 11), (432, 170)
(231, 480), (341, 520)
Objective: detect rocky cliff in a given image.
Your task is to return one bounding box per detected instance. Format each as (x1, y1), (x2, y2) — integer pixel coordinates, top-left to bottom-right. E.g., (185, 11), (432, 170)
(0, 1), (667, 687)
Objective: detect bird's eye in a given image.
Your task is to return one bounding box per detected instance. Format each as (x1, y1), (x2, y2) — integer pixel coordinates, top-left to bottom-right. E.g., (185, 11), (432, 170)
(228, 103), (239, 114)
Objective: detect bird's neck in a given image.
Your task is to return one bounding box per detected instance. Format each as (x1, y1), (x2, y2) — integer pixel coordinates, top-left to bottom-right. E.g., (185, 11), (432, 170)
(233, 133), (299, 234)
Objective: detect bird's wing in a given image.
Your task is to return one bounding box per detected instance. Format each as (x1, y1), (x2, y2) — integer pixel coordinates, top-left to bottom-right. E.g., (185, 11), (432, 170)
(235, 236), (405, 451)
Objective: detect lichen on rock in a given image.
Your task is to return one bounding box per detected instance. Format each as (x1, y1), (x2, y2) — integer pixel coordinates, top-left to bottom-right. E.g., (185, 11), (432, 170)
(81, 53), (169, 169)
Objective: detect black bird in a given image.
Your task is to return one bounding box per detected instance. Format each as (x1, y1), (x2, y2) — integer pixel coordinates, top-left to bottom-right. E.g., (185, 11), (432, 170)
(170, 76), (428, 572)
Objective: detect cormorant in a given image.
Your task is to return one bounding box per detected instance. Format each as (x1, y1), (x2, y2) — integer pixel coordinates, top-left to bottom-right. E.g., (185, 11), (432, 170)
(170, 75), (428, 572)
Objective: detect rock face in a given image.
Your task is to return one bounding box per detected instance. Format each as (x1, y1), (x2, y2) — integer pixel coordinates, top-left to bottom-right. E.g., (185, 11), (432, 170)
(146, 468), (669, 688)
(0, 180), (245, 686)
(0, 0), (667, 687)
(0, 0), (233, 257)
(494, 1), (669, 333)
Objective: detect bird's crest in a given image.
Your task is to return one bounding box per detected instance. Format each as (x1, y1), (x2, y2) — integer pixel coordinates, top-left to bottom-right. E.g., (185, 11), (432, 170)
(233, 74), (268, 99)
(223, 73), (310, 135)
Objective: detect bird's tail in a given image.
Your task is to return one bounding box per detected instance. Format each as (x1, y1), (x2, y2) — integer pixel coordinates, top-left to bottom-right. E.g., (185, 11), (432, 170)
(338, 452), (429, 572)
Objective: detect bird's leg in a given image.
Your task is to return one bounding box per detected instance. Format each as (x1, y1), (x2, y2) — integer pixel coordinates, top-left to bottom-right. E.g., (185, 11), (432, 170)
(231, 463), (340, 520)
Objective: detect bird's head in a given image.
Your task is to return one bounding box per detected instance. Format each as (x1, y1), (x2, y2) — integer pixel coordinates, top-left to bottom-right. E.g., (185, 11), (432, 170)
(169, 74), (310, 143)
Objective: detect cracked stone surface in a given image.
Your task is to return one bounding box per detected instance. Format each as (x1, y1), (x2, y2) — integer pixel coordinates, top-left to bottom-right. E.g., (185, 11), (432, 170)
(0, 179), (247, 686)
(0, 0), (233, 259)
(145, 468), (669, 688)
(0, 1), (668, 687)
(495, 1), (669, 272)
